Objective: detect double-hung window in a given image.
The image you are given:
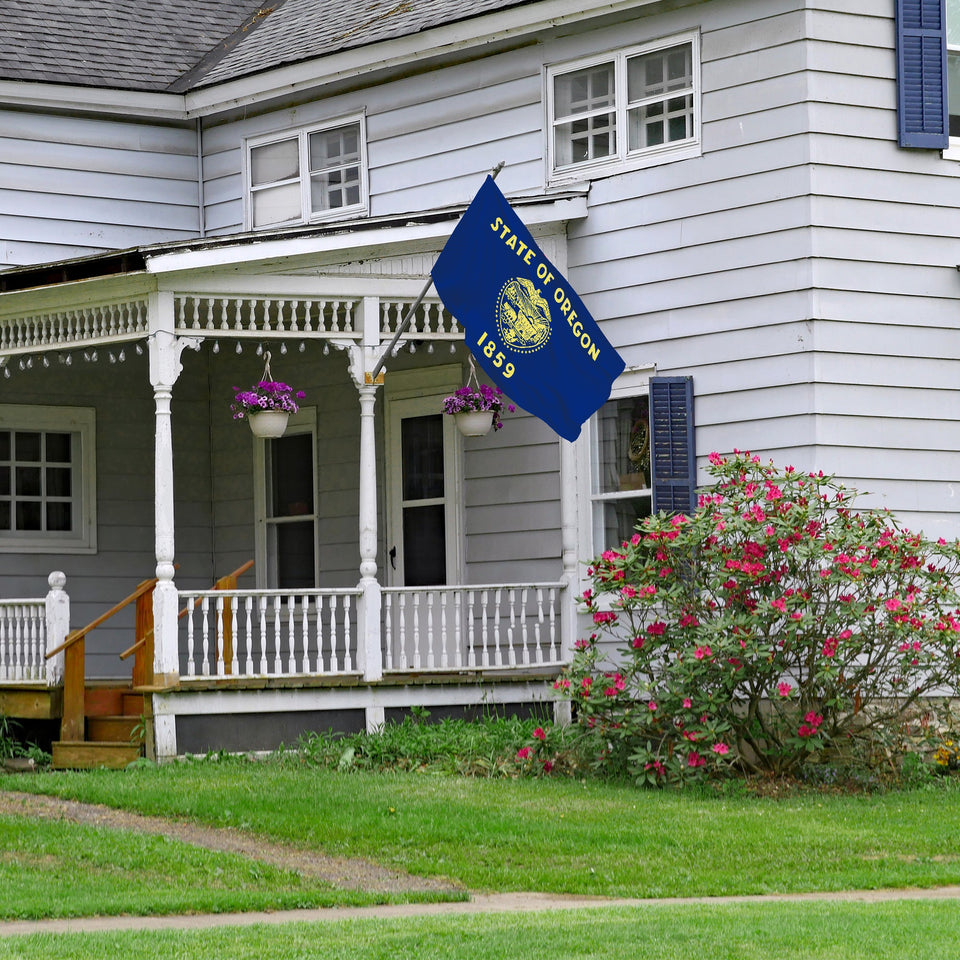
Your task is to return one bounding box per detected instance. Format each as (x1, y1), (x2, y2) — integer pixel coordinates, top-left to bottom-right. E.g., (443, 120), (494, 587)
(0, 405), (96, 553)
(247, 116), (367, 229)
(547, 32), (700, 182)
(582, 372), (697, 556)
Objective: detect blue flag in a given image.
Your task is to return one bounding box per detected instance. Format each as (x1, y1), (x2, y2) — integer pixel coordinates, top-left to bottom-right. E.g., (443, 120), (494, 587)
(431, 177), (625, 442)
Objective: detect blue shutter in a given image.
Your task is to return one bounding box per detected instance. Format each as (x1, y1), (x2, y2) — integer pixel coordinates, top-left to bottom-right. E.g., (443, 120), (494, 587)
(896, 0), (949, 148)
(649, 376), (696, 516)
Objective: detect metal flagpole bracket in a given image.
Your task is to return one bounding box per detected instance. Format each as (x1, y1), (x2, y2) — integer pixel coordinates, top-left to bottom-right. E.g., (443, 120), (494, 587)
(370, 161), (505, 382)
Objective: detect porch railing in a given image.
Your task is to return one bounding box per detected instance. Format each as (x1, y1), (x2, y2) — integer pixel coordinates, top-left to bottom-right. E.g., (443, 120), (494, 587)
(382, 582), (566, 673)
(0, 600), (48, 682)
(0, 573), (69, 685)
(178, 588), (362, 680)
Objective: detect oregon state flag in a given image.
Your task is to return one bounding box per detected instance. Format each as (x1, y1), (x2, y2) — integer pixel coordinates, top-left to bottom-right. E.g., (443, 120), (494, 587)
(431, 176), (625, 442)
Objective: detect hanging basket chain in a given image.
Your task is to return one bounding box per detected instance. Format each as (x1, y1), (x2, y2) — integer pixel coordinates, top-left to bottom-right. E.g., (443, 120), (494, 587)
(261, 350), (273, 384)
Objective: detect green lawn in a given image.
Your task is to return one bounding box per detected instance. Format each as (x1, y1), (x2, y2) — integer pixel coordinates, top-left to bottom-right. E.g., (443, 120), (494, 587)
(5, 762), (960, 898)
(4, 901), (960, 960)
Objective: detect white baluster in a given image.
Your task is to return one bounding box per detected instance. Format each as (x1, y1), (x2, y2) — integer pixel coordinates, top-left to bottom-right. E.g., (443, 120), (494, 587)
(244, 596), (254, 675)
(494, 589), (503, 667)
(534, 588), (545, 664)
(215, 596), (226, 676)
(520, 587), (529, 666)
(548, 587), (558, 661)
(0, 609), (8, 681)
(439, 593), (448, 669)
(412, 594), (421, 670)
(480, 589), (490, 668)
(453, 591), (463, 669)
(200, 596), (211, 676)
(343, 595), (353, 672)
(230, 595), (240, 675)
(300, 596), (310, 672)
(426, 593), (435, 669)
(467, 591), (476, 669)
(384, 593), (394, 671)
(329, 595), (340, 673)
(398, 593), (408, 671)
(286, 596), (296, 674)
(258, 597), (268, 674)
(185, 598), (196, 677)
(272, 595), (282, 674)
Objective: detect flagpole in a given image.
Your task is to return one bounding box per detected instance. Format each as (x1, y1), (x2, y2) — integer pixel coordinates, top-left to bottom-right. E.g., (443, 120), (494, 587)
(370, 161), (505, 381)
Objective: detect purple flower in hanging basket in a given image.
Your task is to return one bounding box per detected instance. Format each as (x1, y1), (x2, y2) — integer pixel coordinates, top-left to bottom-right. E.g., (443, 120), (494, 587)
(441, 383), (515, 430)
(231, 379), (305, 420)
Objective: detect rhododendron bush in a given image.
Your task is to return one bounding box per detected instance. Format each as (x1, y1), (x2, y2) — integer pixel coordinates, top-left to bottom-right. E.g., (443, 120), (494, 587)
(557, 451), (960, 784)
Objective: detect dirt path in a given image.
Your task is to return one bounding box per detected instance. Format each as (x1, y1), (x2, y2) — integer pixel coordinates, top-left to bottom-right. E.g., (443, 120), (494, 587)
(0, 790), (462, 895)
(3, 790), (960, 939)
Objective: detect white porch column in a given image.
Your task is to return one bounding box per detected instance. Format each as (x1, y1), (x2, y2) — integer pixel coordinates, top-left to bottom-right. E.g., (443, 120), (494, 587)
(357, 380), (384, 686)
(148, 292), (200, 759)
(44, 571), (69, 687)
(555, 436), (580, 725)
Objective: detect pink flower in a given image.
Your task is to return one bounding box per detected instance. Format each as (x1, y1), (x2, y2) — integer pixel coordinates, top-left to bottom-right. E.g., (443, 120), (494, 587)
(694, 645), (712, 660)
(822, 637), (838, 657)
(712, 743), (730, 755)
(770, 598), (786, 613)
(687, 751), (706, 768)
(648, 701), (658, 711)
(631, 636), (645, 649)
(533, 727), (546, 741)
(885, 598), (902, 612)
(683, 698), (692, 709)
(777, 682), (793, 697)
(593, 611), (617, 625)
(516, 747), (532, 760)
(581, 677), (593, 692)
(542, 760), (554, 773)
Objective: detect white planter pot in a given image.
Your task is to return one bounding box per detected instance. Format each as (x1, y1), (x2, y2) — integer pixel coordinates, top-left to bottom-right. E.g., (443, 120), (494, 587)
(248, 410), (289, 438)
(455, 410), (494, 437)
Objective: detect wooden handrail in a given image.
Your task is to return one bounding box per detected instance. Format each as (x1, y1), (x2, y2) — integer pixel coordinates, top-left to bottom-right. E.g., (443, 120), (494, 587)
(118, 560), (254, 660)
(46, 577), (159, 660)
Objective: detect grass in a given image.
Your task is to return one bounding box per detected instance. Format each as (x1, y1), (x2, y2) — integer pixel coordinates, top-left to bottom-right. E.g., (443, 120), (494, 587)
(0, 815), (449, 920)
(3, 901), (960, 959)
(6, 760), (960, 899)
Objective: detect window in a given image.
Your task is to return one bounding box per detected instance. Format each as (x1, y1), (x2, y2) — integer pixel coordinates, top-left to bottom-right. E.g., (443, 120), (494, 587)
(547, 33), (700, 181)
(0, 405), (96, 553)
(582, 372), (696, 556)
(254, 409), (318, 588)
(590, 390), (653, 551)
(247, 117), (367, 229)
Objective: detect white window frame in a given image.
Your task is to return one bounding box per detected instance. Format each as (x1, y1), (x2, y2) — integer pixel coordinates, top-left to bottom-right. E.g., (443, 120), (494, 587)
(253, 406), (319, 589)
(945, 2), (960, 159)
(244, 114), (369, 230)
(576, 366), (655, 569)
(545, 31), (701, 184)
(0, 405), (97, 554)
(384, 366), (464, 587)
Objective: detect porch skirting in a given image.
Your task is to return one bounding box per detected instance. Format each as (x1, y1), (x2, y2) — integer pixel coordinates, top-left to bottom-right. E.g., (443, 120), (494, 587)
(153, 676), (562, 757)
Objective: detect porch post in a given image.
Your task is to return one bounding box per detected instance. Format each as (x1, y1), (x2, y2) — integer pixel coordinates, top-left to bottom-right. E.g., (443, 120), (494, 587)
(357, 380), (384, 689)
(555, 437), (580, 726)
(44, 571), (69, 687)
(148, 292), (201, 759)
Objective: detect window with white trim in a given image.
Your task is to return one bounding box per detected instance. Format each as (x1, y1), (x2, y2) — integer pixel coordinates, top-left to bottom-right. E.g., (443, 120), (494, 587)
(246, 116), (368, 229)
(587, 379), (652, 554)
(547, 33), (700, 182)
(0, 405), (96, 553)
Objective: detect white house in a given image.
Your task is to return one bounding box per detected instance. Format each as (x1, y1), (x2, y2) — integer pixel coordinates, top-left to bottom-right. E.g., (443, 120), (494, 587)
(0, 0), (957, 764)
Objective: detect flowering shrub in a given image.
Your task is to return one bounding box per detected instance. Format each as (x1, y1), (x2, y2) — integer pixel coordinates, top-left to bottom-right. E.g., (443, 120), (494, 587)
(441, 384), (515, 431)
(557, 451), (960, 785)
(231, 380), (305, 420)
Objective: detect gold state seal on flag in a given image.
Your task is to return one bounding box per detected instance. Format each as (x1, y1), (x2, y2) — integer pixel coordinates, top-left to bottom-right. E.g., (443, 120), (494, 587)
(496, 278), (551, 354)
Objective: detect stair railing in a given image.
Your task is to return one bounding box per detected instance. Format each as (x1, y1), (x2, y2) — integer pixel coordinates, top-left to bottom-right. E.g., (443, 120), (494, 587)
(45, 577), (160, 743)
(119, 560), (254, 680)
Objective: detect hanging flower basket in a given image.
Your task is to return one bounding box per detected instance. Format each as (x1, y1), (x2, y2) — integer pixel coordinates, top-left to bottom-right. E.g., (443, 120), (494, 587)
(247, 410), (290, 438)
(441, 358), (514, 437)
(231, 351), (305, 438)
(454, 409), (495, 437)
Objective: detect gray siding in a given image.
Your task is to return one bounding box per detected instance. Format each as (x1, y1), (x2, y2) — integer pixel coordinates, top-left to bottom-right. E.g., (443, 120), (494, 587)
(0, 111), (200, 267)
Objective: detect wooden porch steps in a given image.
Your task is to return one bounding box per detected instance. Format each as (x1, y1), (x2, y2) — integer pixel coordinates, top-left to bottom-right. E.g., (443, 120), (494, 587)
(51, 684), (145, 770)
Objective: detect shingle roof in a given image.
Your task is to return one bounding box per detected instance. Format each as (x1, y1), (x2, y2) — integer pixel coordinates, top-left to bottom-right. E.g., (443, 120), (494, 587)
(190, 0), (534, 89)
(0, 0), (533, 94)
(0, 0), (263, 91)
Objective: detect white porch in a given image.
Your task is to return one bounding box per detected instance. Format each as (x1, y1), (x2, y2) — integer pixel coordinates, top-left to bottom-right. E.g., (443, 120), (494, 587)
(0, 203), (585, 760)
